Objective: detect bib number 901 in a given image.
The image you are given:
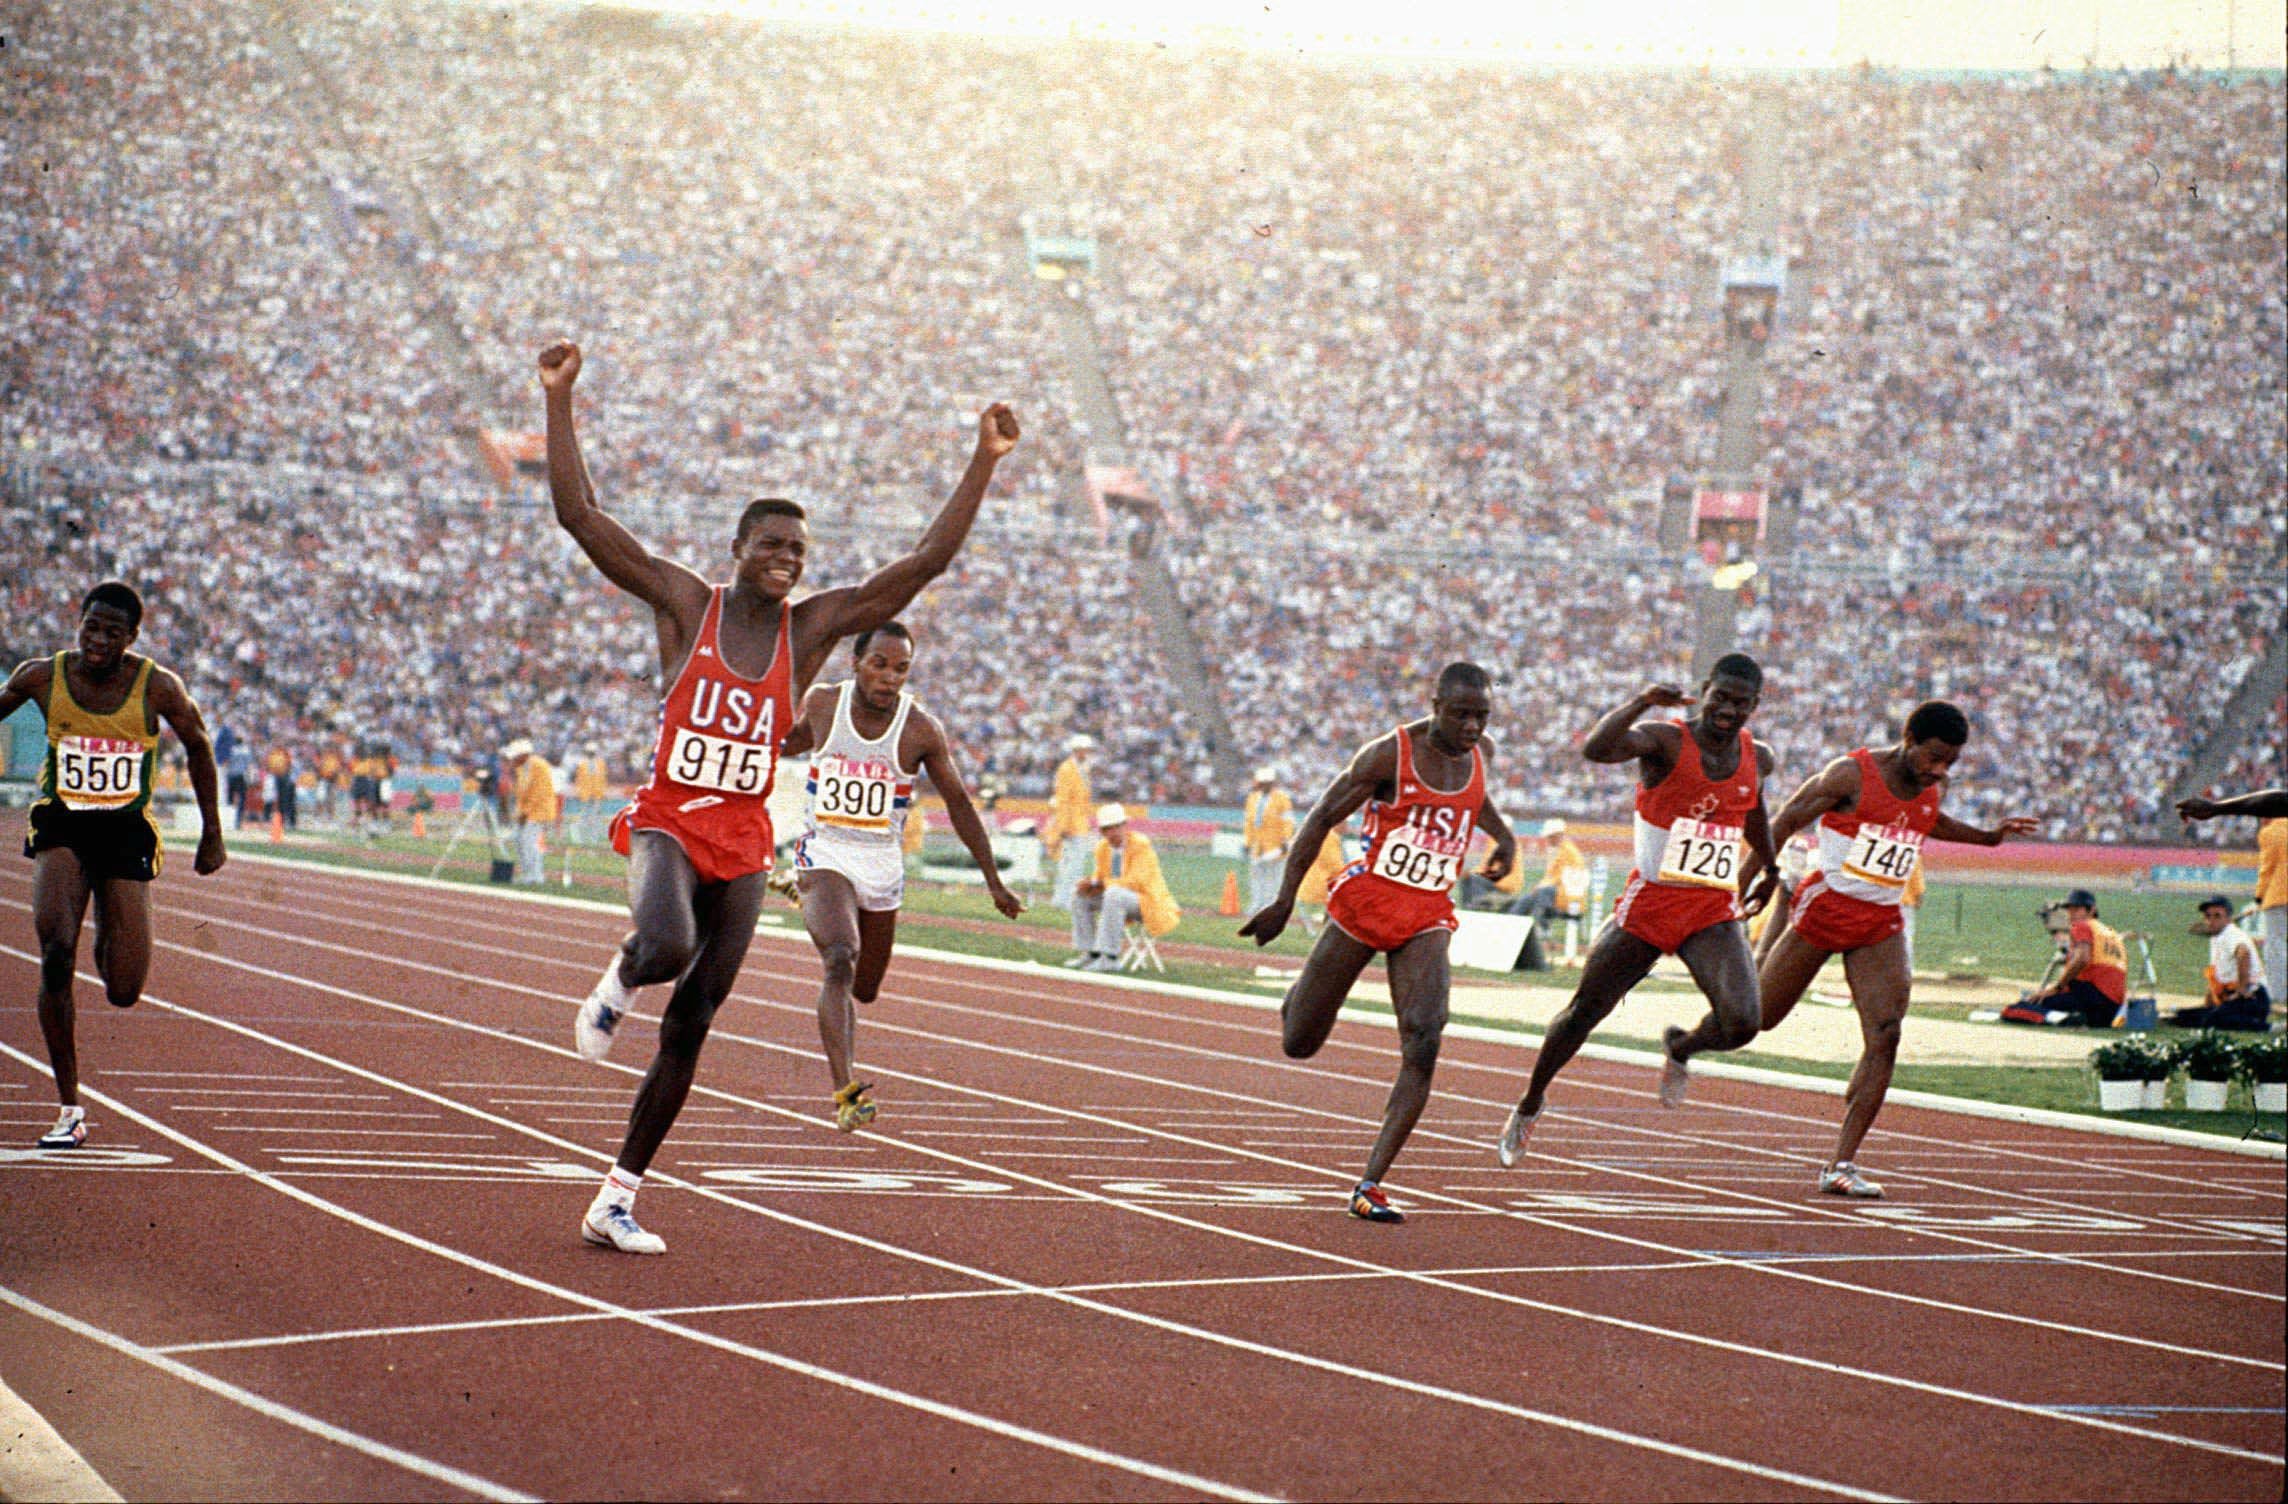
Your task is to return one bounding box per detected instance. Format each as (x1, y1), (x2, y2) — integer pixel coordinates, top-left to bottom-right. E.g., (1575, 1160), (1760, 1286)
(1371, 833), (1463, 892)
(668, 728), (773, 795)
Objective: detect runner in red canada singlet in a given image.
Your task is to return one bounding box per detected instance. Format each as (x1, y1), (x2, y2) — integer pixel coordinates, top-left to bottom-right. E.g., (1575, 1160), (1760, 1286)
(1668, 700), (2036, 1198)
(1242, 663), (1516, 1224)
(539, 338), (1019, 1255)
(1495, 655), (1779, 1166)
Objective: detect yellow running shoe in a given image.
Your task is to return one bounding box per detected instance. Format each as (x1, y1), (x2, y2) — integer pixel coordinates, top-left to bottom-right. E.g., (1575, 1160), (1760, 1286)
(833, 1080), (878, 1132)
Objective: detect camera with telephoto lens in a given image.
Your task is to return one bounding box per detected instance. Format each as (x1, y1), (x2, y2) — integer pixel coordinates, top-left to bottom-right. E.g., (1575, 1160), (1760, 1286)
(2036, 900), (2074, 937)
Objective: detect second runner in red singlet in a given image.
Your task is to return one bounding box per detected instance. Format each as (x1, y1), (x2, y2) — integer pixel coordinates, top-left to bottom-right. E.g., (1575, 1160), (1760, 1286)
(1326, 723), (1488, 952)
(1788, 746), (1940, 953)
(1613, 723), (1763, 955)
(611, 587), (795, 884)
(1240, 663), (1516, 1225)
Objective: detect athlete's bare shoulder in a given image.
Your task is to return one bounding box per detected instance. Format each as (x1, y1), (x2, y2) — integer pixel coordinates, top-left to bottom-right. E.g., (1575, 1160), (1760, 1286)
(900, 697), (948, 765)
(1750, 736), (1778, 779)
(0, 656), (51, 721)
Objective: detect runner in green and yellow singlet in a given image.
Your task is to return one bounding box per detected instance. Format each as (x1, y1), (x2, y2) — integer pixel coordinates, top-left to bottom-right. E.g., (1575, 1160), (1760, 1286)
(0, 581), (227, 1148)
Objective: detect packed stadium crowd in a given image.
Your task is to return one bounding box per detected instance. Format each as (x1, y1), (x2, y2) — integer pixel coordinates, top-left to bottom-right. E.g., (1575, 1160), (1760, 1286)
(2, 0), (2279, 842)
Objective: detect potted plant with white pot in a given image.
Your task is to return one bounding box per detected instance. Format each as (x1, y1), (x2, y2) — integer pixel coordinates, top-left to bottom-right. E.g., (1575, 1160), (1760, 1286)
(2090, 1038), (2152, 1112)
(2173, 1031), (2240, 1112)
(2136, 1036), (2174, 1109)
(2239, 1034), (2287, 1116)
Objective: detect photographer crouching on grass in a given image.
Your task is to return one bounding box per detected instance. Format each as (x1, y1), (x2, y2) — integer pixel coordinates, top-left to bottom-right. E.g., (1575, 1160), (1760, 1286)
(2004, 889), (2126, 1027)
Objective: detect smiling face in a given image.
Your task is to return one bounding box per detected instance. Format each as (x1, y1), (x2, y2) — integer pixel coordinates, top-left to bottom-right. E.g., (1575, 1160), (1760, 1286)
(733, 512), (808, 600)
(77, 601), (138, 672)
(1697, 673), (1760, 738)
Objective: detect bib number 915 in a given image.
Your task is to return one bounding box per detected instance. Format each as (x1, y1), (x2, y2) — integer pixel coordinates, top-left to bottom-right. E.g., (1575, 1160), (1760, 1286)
(668, 728), (773, 795)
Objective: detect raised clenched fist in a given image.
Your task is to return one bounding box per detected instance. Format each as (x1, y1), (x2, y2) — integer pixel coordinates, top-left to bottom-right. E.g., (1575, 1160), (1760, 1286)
(976, 403), (1020, 459)
(538, 339), (583, 394)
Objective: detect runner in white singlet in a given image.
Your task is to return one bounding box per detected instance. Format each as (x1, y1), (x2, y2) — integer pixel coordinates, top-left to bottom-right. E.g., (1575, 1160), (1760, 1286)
(779, 624), (1024, 1130)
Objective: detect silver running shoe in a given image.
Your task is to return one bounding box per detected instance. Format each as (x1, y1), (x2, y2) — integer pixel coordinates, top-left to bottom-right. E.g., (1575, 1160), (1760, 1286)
(36, 1104), (86, 1149)
(581, 1201), (666, 1255)
(1495, 1102), (1540, 1168)
(575, 956), (632, 1063)
(1657, 1025), (1691, 1109)
(1818, 1161), (1884, 1199)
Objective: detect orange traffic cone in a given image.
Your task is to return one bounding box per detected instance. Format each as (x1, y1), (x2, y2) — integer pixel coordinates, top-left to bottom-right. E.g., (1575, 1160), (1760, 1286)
(267, 810), (284, 844)
(411, 810), (427, 839)
(1219, 870), (1242, 917)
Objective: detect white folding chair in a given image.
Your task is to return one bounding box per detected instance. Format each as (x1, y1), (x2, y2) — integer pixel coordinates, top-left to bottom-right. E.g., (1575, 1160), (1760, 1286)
(1119, 921), (1166, 974)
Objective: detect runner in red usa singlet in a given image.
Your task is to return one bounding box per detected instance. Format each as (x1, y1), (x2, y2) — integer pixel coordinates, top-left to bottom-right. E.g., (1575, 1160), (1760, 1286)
(611, 587), (793, 884)
(1240, 663), (1516, 1225)
(1326, 723), (1488, 951)
(1670, 701), (2037, 1200)
(540, 336), (1020, 1255)
(1493, 656), (1778, 1168)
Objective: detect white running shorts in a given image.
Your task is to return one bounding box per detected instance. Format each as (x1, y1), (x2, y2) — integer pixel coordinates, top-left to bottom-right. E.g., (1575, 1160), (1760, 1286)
(795, 832), (906, 912)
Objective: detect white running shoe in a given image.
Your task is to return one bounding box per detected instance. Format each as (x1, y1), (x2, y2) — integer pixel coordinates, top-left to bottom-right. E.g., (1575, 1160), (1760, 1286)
(1657, 1026), (1691, 1109)
(576, 957), (632, 1063)
(581, 1202), (666, 1255)
(36, 1105), (86, 1149)
(1495, 1102), (1540, 1168)
(1818, 1161), (1884, 1199)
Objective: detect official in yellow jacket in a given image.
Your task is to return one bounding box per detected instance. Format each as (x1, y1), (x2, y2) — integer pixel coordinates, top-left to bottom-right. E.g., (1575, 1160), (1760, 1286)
(1068, 803), (1180, 971)
(1243, 765), (1295, 912)
(1047, 735), (1096, 909)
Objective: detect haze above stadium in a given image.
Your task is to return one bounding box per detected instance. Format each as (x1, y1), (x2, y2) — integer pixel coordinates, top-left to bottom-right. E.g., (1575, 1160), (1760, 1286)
(520, 0), (2286, 69)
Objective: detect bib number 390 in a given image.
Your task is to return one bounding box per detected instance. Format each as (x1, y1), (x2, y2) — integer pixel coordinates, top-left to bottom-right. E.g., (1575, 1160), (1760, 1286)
(668, 727), (773, 795)
(1658, 819), (1739, 889)
(816, 770), (893, 827)
(1371, 833), (1463, 892)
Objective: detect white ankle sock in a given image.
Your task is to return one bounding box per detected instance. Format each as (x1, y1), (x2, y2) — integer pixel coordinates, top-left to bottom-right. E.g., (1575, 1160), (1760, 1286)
(594, 1166), (642, 1210)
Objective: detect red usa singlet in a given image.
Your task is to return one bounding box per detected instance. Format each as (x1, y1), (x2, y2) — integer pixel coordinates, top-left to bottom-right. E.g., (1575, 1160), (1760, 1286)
(612, 588), (795, 883)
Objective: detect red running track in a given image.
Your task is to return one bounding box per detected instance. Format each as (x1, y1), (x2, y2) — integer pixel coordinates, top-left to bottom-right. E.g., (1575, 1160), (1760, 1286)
(0, 850), (2281, 1501)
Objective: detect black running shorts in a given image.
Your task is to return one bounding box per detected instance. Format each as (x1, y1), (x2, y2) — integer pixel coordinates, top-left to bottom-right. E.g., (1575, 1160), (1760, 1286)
(24, 801), (162, 882)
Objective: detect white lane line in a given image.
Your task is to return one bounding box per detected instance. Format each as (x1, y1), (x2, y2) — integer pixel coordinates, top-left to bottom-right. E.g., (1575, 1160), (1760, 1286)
(213, 1127), (485, 1138)
(167, 1108), (442, 1119)
(0, 1282), (533, 1502)
(134, 1089), (392, 1100)
(62, 941), (2276, 1483)
(17, 957), (1898, 1502)
(155, 1259), (1726, 1357)
(100, 890), (2288, 1325)
(95, 1070), (342, 1082)
(0, 1034), (1276, 1504)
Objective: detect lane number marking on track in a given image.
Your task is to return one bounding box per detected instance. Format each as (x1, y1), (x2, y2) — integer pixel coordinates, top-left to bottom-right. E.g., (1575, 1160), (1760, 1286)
(698, 1167), (1012, 1195)
(1505, 1190), (1793, 1220)
(1850, 1206), (2149, 1233)
(0, 1147), (173, 1170)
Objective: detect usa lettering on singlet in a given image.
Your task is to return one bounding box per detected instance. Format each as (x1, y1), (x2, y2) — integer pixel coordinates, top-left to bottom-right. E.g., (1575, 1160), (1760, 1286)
(1631, 725), (1759, 890)
(638, 592), (787, 802)
(803, 683), (915, 847)
(1349, 726), (1484, 894)
(1814, 748), (1941, 907)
